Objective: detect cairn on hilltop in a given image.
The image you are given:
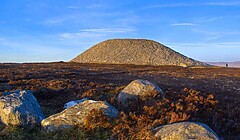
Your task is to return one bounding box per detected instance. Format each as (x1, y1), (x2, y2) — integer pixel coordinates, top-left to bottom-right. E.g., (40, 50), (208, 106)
(71, 39), (208, 67)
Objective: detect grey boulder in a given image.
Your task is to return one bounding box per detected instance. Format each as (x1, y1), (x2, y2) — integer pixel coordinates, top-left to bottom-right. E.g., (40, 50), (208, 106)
(42, 99), (119, 131)
(118, 79), (164, 106)
(154, 122), (220, 140)
(0, 90), (45, 127)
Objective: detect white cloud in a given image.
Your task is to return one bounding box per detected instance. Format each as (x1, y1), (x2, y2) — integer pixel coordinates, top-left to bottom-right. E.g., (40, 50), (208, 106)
(79, 28), (135, 33)
(214, 42), (240, 45)
(226, 32), (240, 35)
(86, 4), (108, 9)
(145, 3), (194, 8)
(171, 23), (198, 26)
(195, 17), (223, 23)
(59, 32), (105, 39)
(44, 18), (66, 25)
(146, 2), (240, 8)
(165, 42), (240, 48)
(207, 2), (240, 6)
(66, 6), (80, 9)
(43, 15), (78, 25)
(192, 29), (240, 40)
(59, 28), (135, 39)
(193, 29), (240, 35)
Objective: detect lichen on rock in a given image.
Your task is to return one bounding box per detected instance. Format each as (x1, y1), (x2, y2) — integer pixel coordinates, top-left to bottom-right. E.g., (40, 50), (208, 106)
(154, 122), (220, 140)
(0, 90), (45, 127)
(118, 79), (164, 107)
(41, 99), (119, 131)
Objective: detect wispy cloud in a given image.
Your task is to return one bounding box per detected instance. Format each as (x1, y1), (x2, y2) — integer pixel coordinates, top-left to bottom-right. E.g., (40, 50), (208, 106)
(79, 28), (135, 33)
(146, 2), (240, 8)
(59, 32), (105, 39)
(66, 6), (80, 9)
(171, 17), (222, 27)
(207, 2), (240, 6)
(194, 17), (223, 23)
(171, 23), (198, 26)
(86, 4), (108, 9)
(0, 38), (23, 48)
(165, 42), (240, 48)
(192, 29), (240, 40)
(43, 18), (66, 25)
(0, 37), (68, 53)
(59, 28), (135, 39)
(43, 15), (79, 25)
(0, 36), (84, 62)
(67, 4), (108, 10)
(146, 3), (194, 8)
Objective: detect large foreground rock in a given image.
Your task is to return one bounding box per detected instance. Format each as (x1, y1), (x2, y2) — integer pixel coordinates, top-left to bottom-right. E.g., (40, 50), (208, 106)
(0, 90), (45, 127)
(118, 79), (164, 106)
(42, 99), (119, 131)
(71, 39), (208, 67)
(154, 122), (220, 140)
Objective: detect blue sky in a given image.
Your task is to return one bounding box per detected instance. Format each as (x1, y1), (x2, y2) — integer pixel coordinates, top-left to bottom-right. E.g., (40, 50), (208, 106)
(0, 0), (240, 62)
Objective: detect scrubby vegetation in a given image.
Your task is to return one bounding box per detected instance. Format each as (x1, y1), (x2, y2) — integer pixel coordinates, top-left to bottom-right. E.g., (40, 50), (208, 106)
(0, 62), (240, 139)
(0, 87), (219, 140)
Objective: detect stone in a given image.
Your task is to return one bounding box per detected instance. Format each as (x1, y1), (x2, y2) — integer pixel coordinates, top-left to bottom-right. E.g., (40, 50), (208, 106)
(63, 98), (88, 109)
(0, 90), (45, 127)
(42, 99), (119, 131)
(118, 79), (164, 106)
(154, 122), (220, 140)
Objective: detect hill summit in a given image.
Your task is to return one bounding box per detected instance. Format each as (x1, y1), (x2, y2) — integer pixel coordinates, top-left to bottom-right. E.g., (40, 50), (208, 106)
(71, 39), (208, 67)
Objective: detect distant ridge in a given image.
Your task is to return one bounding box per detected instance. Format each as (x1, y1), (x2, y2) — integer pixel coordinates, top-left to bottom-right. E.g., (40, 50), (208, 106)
(208, 61), (240, 68)
(71, 39), (208, 67)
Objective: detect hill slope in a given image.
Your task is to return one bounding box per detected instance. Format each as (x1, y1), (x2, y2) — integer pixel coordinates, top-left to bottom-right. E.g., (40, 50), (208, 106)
(71, 39), (208, 67)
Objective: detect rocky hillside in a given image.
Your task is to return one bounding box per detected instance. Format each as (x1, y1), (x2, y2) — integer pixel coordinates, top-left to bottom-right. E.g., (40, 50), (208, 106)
(71, 39), (208, 67)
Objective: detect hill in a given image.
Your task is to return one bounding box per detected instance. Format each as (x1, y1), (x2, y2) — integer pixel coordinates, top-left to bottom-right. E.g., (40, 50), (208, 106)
(71, 39), (208, 67)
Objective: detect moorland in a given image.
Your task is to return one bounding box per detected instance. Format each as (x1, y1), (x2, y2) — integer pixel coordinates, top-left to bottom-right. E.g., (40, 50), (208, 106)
(0, 62), (240, 139)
